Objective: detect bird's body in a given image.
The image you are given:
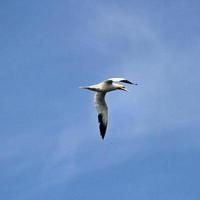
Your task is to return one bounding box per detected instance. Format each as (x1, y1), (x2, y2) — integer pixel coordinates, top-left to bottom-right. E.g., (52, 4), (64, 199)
(80, 78), (137, 139)
(81, 81), (121, 92)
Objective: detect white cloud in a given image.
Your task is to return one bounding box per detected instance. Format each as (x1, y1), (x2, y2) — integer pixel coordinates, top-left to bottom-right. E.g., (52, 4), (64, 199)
(4, 5), (200, 199)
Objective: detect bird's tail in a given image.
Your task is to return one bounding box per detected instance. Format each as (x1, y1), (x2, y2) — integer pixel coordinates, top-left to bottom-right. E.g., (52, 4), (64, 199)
(79, 86), (91, 89)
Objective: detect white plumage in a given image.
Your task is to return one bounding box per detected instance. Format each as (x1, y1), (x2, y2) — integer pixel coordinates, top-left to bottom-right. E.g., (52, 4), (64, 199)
(95, 92), (108, 137)
(80, 78), (137, 139)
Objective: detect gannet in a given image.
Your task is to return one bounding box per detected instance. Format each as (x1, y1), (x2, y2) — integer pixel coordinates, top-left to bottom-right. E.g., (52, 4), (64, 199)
(80, 78), (137, 139)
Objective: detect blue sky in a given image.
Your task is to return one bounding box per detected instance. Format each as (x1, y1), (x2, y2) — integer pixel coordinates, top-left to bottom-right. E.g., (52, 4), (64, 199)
(1, 0), (200, 199)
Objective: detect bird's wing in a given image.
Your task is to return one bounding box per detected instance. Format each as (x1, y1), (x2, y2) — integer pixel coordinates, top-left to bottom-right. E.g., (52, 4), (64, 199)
(94, 92), (108, 139)
(107, 78), (135, 85)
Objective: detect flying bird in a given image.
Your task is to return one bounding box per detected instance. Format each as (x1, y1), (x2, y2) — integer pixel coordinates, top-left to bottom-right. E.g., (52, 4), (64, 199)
(80, 78), (137, 139)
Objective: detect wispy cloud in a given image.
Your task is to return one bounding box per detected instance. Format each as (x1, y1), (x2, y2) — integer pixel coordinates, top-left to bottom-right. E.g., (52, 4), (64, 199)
(2, 2), (200, 199)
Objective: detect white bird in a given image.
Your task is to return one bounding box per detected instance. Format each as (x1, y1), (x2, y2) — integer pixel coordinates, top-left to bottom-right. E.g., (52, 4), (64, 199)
(80, 78), (137, 139)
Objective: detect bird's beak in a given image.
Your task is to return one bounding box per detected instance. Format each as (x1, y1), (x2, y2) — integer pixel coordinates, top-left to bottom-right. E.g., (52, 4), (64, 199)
(120, 88), (128, 92)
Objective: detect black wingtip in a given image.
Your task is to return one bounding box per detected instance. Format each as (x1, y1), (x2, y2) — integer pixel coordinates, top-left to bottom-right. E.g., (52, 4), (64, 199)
(98, 113), (107, 139)
(101, 134), (105, 140)
(99, 122), (107, 139)
(120, 80), (138, 85)
(120, 80), (133, 84)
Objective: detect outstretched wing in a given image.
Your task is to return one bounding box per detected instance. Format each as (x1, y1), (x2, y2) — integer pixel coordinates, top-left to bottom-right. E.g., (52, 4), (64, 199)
(94, 92), (108, 139)
(107, 78), (136, 85)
